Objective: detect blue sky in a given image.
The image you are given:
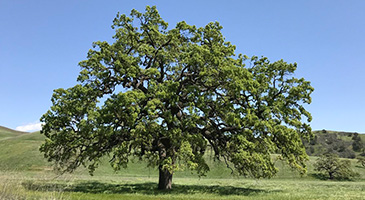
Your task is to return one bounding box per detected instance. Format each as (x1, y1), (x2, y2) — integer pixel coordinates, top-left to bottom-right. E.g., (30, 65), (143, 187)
(1, 0), (364, 132)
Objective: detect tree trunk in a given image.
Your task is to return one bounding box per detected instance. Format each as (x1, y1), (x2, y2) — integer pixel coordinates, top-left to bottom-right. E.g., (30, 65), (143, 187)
(158, 165), (173, 190)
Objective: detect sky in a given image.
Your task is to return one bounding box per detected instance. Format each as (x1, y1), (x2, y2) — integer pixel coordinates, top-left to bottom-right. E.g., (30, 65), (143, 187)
(0, 0), (364, 133)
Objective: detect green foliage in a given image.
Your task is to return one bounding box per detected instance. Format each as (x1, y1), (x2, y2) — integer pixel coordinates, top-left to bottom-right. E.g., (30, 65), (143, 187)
(40, 6), (313, 187)
(352, 133), (364, 152)
(303, 131), (360, 159)
(357, 156), (365, 167)
(314, 154), (359, 180)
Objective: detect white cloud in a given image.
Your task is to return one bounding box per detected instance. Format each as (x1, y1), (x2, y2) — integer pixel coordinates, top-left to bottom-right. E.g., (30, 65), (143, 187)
(15, 122), (44, 132)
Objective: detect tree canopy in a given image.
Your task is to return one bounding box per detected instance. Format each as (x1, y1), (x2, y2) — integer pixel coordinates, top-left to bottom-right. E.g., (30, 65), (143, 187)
(40, 6), (314, 190)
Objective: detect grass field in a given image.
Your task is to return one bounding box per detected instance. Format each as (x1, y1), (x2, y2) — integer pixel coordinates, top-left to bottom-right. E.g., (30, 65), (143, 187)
(0, 129), (364, 199)
(1, 172), (365, 200)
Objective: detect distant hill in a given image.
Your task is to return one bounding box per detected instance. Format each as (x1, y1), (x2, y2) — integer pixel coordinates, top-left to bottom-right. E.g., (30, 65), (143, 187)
(303, 130), (365, 158)
(0, 125), (364, 176)
(0, 128), (238, 178)
(0, 129), (49, 171)
(0, 125), (28, 140)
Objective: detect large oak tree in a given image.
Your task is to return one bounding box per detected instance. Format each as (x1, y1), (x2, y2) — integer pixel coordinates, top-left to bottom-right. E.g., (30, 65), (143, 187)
(41, 6), (313, 190)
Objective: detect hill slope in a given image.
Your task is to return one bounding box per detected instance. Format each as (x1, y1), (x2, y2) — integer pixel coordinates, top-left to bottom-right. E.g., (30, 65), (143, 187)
(0, 130), (241, 178)
(0, 130), (49, 170)
(0, 126), (363, 180)
(304, 130), (365, 158)
(0, 125), (27, 140)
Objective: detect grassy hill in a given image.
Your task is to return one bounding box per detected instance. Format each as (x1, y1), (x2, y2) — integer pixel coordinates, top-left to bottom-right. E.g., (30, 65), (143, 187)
(0, 130), (245, 178)
(0, 127), (363, 180)
(0, 127), (364, 199)
(0, 126), (27, 140)
(0, 130), (50, 171)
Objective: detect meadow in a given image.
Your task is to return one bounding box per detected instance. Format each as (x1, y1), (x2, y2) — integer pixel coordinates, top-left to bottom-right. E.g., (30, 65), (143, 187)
(0, 127), (364, 200)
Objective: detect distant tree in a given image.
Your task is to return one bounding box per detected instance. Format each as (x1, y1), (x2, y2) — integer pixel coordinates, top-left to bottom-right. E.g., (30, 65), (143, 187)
(40, 6), (314, 190)
(352, 133), (364, 152)
(338, 144), (346, 152)
(309, 146), (315, 155)
(314, 154), (358, 180)
(309, 135), (317, 145)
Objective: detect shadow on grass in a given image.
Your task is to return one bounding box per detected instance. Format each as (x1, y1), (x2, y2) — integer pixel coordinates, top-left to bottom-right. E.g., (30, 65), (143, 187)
(310, 173), (359, 181)
(22, 181), (278, 196)
(310, 173), (328, 180)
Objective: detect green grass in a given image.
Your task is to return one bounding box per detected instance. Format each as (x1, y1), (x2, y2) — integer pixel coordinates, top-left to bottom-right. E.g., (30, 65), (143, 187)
(0, 130), (364, 199)
(0, 131), (50, 171)
(1, 174), (364, 200)
(0, 125), (27, 140)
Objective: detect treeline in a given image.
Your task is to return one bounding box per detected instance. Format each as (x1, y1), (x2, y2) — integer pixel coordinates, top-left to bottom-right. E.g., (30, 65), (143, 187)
(303, 130), (365, 158)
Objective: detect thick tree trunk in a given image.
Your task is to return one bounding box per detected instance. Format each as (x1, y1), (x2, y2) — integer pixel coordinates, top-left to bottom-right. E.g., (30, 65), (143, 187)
(158, 165), (173, 190)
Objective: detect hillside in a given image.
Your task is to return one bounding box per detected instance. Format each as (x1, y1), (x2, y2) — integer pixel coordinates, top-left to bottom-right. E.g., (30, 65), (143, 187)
(0, 130), (363, 200)
(0, 130), (49, 171)
(303, 130), (365, 158)
(0, 126), (363, 179)
(0, 125), (27, 140)
(0, 130), (231, 177)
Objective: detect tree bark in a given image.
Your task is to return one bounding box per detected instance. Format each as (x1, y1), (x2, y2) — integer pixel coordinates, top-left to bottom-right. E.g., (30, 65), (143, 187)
(158, 165), (173, 190)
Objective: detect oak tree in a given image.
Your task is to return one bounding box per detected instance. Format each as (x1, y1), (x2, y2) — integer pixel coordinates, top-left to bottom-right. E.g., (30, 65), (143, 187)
(41, 6), (313, 190)
(314, 154), (359, 180)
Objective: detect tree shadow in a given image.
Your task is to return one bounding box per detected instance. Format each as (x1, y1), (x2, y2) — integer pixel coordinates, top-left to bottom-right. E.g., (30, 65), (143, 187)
(310, 173), (328, 180)
(22, 180), (279, 196)
(309, 173), (359, 181)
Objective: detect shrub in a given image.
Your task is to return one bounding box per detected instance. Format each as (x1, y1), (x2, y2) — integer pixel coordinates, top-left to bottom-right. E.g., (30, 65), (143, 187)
(352, 133), (364, 152)
(357, 157), (365, 167)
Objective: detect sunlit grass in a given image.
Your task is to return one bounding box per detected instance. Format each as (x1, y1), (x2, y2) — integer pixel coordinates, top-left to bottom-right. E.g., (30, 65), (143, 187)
(0, 131), (364, 199)
(1, 173), (364, 200)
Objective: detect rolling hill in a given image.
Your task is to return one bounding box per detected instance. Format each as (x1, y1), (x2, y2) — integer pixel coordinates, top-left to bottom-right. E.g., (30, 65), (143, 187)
(0, 125), (363, 179)
(0, 126), (27, 140)
(0, 129), (48, 171)
(0, 129), (240, 178)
